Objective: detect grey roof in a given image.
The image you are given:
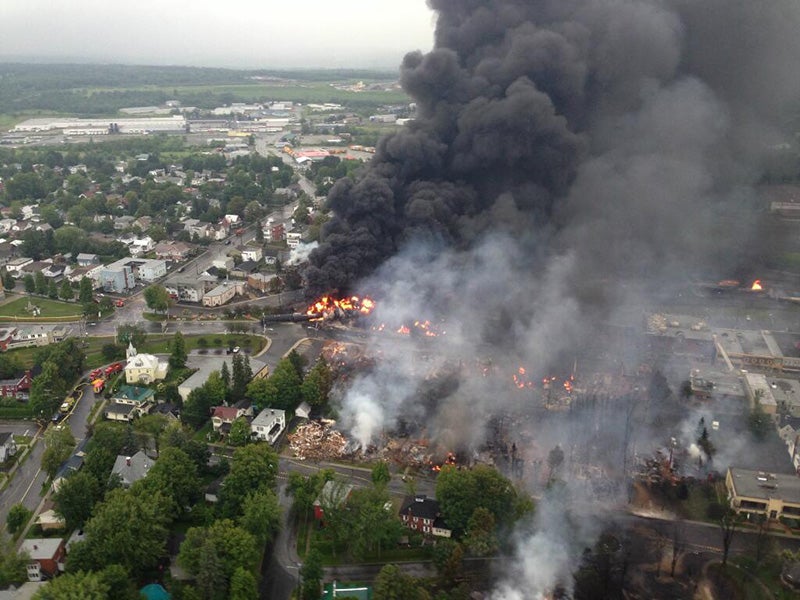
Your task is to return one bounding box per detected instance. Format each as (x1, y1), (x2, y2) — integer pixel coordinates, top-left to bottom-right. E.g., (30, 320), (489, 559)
(106, 402), (136, 417)
(728, 467), (800, 503)
(111, 450), (154, 486)
(0, 432), (13, 445)
(20, 538), (63, 560)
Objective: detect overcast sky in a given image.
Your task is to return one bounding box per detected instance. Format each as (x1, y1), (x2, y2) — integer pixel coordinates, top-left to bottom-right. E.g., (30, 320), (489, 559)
(0, 0), (437, 70)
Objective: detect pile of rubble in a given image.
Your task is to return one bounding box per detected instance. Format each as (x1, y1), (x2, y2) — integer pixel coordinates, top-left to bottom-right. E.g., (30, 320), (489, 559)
(287, 420), (348, 461)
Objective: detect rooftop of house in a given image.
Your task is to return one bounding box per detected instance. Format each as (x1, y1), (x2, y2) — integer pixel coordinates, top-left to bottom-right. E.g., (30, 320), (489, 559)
(111, 450), (154, 486)
(113, 385), (155, 404)
(252, 408), (285, 428)
(0, 431), (14, 445)
(399, 495), (442, 520)
(728, 467), (800, 503)
(182, 357), (266, 391)
(212, 406), (241, 421)
(20, 538), (63, 560)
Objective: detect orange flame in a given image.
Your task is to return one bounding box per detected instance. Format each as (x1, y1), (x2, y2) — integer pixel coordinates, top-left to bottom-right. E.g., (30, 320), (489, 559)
(751, 279), (763, 291)
(306, 295), (376, 320)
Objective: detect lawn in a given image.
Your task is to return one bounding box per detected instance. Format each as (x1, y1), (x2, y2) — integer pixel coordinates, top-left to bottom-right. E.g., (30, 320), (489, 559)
(0, 296), (83, 320)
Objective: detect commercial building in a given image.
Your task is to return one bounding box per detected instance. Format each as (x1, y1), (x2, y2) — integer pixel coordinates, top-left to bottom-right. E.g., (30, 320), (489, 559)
(726, 467), (800, 521)
(179, 356), (268, 402)
(202, 281), (244, 307)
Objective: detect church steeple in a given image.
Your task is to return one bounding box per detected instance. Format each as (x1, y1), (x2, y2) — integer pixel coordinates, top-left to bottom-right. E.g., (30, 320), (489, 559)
(126, 341), (137, 360)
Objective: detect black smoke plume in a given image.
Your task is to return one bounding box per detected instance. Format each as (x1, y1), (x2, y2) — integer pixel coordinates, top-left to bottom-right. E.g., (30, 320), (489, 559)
(306, 0), (800, 299)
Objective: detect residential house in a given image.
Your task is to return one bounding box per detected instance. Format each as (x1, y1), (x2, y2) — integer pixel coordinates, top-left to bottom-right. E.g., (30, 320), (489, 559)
(726, 467), (800, 521)
(265, 222), (285, 243)
(76, 253), (99, 267)
(212, 256), (234, 271)
(399, 495), (452, 538)
(154, 241), (192, 262)
(35, 509), (65, 533)
(41, 264), (65, 282)
(129, 236), (155, 257)
(286, 230), (303, 249)
(743, 373), (779, 419)
(2, 325), (71, 351)
(250, 408), (286, 444)
(240, 244), (263, 262)
(133, 216), (152, 231)
(313, 480), (354, 522)
(66, 265), (95, 284)
(0, 432), (17, 462)
(125, 343), (168, 384)
(104, 385), (156, 422)
(20, 538), (66, 582)
(0, 218), (17, 234)
(0, 368), (34, 399)
(52, 439), (88, 492)
(114, 215), (135, 230)
(137, 259), (167, 282)
(230, 261), (259, 278)
(110, 451), (154, 488)
(183, 218), (210, 239)
(210, 405), (251, 437)
(5, 257), (33, 277)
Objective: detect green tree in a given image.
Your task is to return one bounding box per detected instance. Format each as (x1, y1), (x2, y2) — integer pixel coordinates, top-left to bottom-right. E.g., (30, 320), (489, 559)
(220, 360), (231, 391)
(286, 349), (305, 380)
(42, 425), (76, 479)
(23, 273), (36, 294)
(255, 356), (301, 410)
(139, 447), (201, 516)
(748, 402), (772, 441)
(373, 564), (428, 600)
(2, 270), (16, 291)
(300, 549), (323, 600)
(463, 507), (498, 557)
(0, 535), (28, 588)
(301, 357), (332, 407)
(228, 417), (251, 447)
(6, 504), (32, 537)
(47, 279), (59, 299)
(178, 520), (257, 597)
(238, 489), (281, 546)
(143, 284), (171, 313)
(33, 270), (46, 295)
(59, 279), (74, 301)
(116, 323), (146, 348)
(372, 461), (391, 488)
(245, 377), (279, 411)
(229, 567), (258, 600)
(31, 570), (110, 599)
(170, 330), (187, 369)
(436, 465), (525, 536)
(133, 413), (168, 456)
(68, 488), (171, 578)
(53, 470), (102, 531)
(219, 444), (279, 518)
(78, 277), (94, 304)
(345, 486), (403, 560)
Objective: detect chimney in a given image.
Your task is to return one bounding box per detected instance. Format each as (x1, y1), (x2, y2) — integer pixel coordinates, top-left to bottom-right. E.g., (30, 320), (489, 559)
(125, 456), (131, 466)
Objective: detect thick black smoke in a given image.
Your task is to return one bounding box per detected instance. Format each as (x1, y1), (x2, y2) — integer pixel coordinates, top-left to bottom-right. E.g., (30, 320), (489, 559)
(306, 0), (800, 298)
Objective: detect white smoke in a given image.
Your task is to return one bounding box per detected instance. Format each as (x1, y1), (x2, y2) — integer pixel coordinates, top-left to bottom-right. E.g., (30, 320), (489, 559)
(287, 241), (319, 266)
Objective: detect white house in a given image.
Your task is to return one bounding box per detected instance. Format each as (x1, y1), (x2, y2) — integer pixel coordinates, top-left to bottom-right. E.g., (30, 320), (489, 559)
(251, 408), (286, 444)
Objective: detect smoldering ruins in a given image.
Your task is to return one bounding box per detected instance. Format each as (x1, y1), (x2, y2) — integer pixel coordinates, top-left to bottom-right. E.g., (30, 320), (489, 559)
(300, 0), (800, 597)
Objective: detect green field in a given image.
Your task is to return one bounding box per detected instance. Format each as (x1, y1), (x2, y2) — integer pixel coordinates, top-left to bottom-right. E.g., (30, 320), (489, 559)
(0, 296), (83, 320)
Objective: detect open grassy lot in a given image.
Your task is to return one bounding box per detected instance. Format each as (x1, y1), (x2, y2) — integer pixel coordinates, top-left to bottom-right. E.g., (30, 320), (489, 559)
(0, 296), (83, 320)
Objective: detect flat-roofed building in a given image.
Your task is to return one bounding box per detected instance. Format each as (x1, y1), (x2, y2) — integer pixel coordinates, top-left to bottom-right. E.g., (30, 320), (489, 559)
(726, 467), (800, 521)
